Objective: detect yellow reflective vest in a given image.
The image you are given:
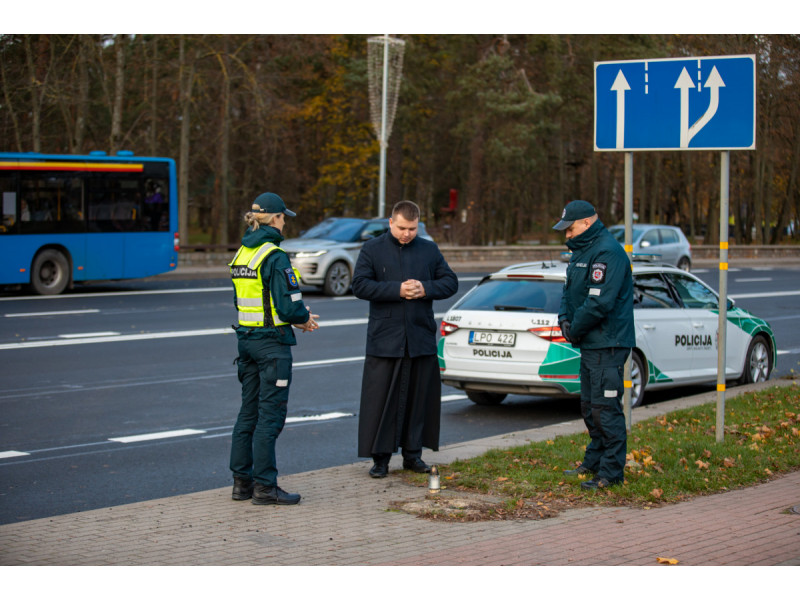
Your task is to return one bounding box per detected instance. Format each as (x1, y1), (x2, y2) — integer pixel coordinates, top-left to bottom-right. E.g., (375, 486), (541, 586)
(229, 242), (298, 328)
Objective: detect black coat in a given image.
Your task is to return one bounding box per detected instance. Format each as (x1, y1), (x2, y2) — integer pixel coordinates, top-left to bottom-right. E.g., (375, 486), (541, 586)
(352, 231), (458, 358)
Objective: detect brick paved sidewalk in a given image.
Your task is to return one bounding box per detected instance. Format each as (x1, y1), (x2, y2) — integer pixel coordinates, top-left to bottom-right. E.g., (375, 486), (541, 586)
(1, 380), (798, 566)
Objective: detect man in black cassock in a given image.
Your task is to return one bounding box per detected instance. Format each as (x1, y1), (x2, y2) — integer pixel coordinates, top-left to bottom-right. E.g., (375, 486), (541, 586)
(352, 200), (458, 478)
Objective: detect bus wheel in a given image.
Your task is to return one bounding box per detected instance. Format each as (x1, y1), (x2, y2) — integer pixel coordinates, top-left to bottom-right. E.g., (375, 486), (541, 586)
(31, 249), (70, 295)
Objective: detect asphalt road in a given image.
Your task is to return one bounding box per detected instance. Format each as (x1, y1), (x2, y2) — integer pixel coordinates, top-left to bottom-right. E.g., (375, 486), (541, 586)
(0, 264), (798, 524)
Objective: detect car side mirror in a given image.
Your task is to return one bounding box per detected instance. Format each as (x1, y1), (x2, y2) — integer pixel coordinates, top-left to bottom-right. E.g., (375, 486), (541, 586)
(727, 298), (735, 310)
(640, 240), (651, 248)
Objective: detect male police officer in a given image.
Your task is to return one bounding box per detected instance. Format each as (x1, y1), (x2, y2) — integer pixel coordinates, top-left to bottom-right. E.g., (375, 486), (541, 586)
(554, 200), (634, 489)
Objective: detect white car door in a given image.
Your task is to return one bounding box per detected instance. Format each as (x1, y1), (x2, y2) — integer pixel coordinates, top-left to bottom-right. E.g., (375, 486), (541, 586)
(633, 273), (696, 382)
(664, 273), (723, 379)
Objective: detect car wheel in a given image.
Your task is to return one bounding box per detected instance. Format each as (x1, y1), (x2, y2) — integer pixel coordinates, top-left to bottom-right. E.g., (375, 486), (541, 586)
(677, 256), (691, 271)
(628, 351), (646, 409)
(739, 335), (772, 384)
(323, 261), (351, 296)
(31, 249), (70, 295)
(465, 391), (507, 405)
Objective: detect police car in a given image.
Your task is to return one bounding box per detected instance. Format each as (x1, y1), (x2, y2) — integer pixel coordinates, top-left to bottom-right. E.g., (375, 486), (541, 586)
(438, 262), (776, 407)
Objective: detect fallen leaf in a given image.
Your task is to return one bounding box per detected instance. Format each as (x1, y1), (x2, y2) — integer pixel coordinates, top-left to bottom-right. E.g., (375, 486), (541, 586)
(695, 460), (709, 470)
(657, 557), (679, 565)
(496, 477), (508, 482)
(723, 457), (736, 468)
(650, 488), (663, 499)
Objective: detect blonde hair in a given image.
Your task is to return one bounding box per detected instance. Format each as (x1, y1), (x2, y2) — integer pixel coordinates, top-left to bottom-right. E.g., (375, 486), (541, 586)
(244, 211), (279, 230)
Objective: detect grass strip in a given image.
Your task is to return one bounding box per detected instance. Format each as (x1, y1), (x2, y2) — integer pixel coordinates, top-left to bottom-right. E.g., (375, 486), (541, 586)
(436, 385), (800, 512)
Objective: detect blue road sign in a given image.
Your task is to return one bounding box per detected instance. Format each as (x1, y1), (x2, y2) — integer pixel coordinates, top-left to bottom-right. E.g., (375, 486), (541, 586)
(595, 55), (756, 151)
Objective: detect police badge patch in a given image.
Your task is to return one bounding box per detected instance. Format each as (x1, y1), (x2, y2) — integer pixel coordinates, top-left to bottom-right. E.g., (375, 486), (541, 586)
(284, 268), (299, 289)
(590, 262), (607, 283)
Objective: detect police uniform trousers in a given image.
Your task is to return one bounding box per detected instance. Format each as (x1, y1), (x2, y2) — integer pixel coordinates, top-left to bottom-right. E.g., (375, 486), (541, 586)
(230, 336), (293, 487)
(578, 347), (630, 483)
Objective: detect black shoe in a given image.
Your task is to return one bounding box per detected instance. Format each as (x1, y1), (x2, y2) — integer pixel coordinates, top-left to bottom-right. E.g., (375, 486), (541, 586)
(580, 477), (620, 490)
(403, 458), (432, 473)
(231, 477), (254, 501)
(251, 483), (301, 505)
(369, 461), (389, 478)
(564, 465), (594, 476)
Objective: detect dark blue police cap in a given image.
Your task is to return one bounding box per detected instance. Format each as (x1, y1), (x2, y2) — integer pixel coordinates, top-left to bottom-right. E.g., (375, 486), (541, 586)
(553, 200), (596, 230)
(252, 192), (296, 217)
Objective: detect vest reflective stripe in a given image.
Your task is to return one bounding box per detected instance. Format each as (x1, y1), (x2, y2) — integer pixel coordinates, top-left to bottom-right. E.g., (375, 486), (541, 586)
(229, 243), (287, 327)
(236, 297), (263, 307)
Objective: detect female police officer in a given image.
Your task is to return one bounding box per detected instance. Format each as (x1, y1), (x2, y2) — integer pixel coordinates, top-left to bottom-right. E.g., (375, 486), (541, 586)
(228, 192), (318, 505)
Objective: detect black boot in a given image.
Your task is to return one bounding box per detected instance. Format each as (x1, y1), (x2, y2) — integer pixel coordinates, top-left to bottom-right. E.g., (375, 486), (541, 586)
(369, 455), (390, 478)
(231, 477), (254, 501)
(251, 483), (301, 505)
(402, 457), (432, 473)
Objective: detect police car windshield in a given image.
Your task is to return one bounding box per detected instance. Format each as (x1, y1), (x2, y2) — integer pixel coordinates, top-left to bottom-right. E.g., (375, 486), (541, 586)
(453, 279), (563, 313)
(609, 226), (645, 243)
(300, 218), (366, 242)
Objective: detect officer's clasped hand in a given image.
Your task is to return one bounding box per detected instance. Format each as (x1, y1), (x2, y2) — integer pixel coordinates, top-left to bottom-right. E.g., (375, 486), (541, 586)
(295, 306), (320, 333)
(560, 320), (573, 343)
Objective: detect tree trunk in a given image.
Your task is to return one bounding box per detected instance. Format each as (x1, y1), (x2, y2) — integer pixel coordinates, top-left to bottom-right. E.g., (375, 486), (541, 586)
(74, 35), (89, 153)
(148, 36), (158, 157)
(110, 35), (125, 153)
(24, 36), (48, 153)
(178, 36), (198, 246)
(0, 48), (23, 152)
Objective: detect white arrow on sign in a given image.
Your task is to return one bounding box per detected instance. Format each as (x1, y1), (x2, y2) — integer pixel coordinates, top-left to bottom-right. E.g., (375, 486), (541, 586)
(611, 70), (630, 149)
(676, 66), (726, 148)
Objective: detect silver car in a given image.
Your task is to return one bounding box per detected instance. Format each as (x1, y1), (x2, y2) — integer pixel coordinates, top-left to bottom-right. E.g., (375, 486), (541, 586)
(282, 217), (432, 296)
(608, 224), (692, 271)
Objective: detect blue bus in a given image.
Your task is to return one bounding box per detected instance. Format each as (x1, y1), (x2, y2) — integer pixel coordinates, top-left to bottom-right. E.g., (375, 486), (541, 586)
(0, 151), (179, 294)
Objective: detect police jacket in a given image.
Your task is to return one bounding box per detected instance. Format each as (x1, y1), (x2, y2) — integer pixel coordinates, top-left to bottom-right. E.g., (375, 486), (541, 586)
(352, 231), (458, 358)
(230, 225), (309, 345)
(558, 219), (635, 350)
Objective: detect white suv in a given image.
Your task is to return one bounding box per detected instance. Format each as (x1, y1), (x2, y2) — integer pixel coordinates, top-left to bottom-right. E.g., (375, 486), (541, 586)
(282, 217), (432, 296)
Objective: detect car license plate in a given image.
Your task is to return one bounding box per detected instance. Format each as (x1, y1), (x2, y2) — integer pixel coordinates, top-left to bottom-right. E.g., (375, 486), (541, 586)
(468, 331), (516, 347)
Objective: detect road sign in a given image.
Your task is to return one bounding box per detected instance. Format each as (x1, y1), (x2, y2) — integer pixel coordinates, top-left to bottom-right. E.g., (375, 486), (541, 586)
(595, 55), (756, 151)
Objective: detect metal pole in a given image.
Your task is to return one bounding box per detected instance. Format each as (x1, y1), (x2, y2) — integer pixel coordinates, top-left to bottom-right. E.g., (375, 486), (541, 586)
(377, 35), (389, 219)
(623, 151), (633, 431)
(716, 151), (730, 443)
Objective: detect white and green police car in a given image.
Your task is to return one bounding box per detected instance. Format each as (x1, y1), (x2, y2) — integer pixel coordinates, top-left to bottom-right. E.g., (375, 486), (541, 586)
(438, 262), (776, 407)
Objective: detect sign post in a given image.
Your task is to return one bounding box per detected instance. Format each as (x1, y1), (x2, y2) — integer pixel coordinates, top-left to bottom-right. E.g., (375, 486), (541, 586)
(594, 54), (756, 440)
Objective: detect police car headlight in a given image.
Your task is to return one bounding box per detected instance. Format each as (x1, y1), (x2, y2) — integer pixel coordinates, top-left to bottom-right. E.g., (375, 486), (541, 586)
(296, 250), (328, 258)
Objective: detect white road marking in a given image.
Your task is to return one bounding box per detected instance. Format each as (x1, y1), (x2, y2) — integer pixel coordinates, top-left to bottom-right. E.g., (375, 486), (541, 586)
(0, 314), (447, 350)
(109, 429), (206, 444)
(286, 412), (354, 423)
(0, 451), (29, 459)
(734, 277), (772, 283)
(1, 413), (359, 460)
(4, 309), (100, 317)
(59, 331), (121, 339)
(442, 394), (467, 402)
(730, 290), (800, 300)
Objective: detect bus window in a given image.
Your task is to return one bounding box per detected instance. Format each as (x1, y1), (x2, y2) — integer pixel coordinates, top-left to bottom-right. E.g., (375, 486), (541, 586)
(1, 176), (16, 232)
(144, 179), (169, 231)
(19, 174), (84, 234)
